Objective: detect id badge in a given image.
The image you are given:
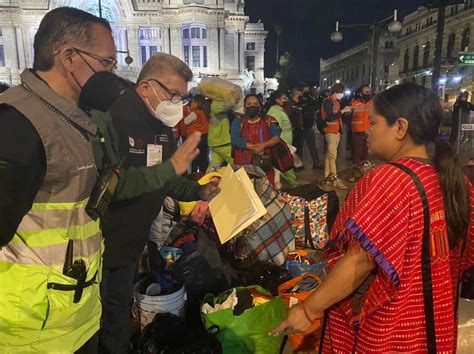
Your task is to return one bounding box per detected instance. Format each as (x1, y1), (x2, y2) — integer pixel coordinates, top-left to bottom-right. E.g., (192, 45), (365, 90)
(147, 144), (163, 167)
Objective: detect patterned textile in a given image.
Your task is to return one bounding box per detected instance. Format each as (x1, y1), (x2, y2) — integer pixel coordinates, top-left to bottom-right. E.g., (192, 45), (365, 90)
(236, 166), (296, 265)
(280, 192), (329, 249)
(322, 158), (474, 353)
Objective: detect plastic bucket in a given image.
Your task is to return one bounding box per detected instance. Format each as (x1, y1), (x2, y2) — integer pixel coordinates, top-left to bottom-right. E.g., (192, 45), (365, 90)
(133, 279), (186, 330)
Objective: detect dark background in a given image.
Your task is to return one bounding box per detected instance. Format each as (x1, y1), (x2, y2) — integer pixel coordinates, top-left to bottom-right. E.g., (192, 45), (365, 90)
(245, 0), (419, 86)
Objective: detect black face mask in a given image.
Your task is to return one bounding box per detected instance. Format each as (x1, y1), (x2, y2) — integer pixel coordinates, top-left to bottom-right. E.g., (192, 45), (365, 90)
(245, 106), (261, 119)
(79, 71), (123, 112)
(361, 93), (371, 101)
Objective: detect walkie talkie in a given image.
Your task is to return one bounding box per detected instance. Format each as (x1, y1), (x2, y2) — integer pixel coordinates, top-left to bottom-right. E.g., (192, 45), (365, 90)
(63, 240), (87, 303)
(86, 157), (124, 220)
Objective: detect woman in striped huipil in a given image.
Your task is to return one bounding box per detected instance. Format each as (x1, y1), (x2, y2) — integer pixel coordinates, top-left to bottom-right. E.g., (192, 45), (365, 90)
(272, 82), (474, 353)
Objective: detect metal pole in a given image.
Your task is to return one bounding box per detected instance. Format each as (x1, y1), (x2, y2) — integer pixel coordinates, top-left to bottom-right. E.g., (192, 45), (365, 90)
(456, 107), (463, 154)
(370, 24), (381, 92)
(432, 0), (446, 93)
(98, 0), (103, 18)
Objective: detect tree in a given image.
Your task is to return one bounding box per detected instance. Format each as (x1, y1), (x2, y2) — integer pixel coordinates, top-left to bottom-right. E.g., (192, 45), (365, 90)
(274, 24), (284, 69)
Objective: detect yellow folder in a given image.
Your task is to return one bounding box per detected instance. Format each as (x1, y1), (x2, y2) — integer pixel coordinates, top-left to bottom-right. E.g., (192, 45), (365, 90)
(209, 165), (267, 244)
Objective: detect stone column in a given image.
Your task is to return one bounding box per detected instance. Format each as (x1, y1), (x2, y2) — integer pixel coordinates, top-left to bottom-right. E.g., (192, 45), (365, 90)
(207, 26), (218, 73)
(169, 25), (182, 60)
(127, 25), (140, 70)
(3, 26), (19, 71)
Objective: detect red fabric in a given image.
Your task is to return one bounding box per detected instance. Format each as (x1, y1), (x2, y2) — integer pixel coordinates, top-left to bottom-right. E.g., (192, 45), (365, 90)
(322, 158), (474, 353)
(233, 117), (275, 185)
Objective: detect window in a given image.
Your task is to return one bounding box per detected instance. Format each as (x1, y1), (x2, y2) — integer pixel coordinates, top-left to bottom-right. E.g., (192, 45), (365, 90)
(0, 29), (4, 67)
(415, 23), (421, 31)
(246, 42), (256, 50)
(184, 46), (189, 66)
(182, 24), (207, 68)
(413, 44), (420, 70)
(461, 27), (470, 52)
(384, 64), (390, 74)
(447, 32), (456, 59)
(203, 46), (208, 67)
(361, 64), (365, 77)
(246, 56), (255, 71)
(423, 42), (431, 67)
(141, 46), (147, 66)
(191, 28), (200, 39)
(139, 28), (160, 40)
(192, 46), (200, 67)
(0, 44), (4, 67)
(139, 27), (162, 66)
(403, 48), (410, 72)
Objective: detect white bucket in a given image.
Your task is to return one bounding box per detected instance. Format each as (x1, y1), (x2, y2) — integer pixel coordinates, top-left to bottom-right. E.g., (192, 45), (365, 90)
(133, 279), (186, 330)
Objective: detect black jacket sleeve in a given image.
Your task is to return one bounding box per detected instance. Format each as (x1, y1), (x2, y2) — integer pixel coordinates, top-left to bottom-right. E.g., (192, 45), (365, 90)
(0, 106), (45, 246)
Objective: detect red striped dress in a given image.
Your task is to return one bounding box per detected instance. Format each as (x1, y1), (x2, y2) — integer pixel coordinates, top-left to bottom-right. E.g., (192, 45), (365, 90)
(323, 158), (474, 353)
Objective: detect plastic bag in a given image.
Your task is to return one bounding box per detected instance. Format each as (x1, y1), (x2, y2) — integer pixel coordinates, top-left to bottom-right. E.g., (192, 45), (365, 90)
(202, 286), (287, 354)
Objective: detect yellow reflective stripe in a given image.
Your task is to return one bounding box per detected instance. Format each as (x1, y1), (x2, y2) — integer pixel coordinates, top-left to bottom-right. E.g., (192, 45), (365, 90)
(12, 220), (101, 247)
(30, 199), (89, 211)
(0, 232), (102, 268)
(17, 207), (92, 232)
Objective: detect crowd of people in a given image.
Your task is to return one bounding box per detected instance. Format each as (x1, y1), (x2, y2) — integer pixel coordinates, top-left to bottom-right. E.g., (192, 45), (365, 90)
(0, 6), (473, 354)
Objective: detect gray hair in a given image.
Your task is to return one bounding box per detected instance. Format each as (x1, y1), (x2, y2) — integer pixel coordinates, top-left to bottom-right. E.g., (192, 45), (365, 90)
(137, 53), (193, 83)
(33, 7), (112, 71)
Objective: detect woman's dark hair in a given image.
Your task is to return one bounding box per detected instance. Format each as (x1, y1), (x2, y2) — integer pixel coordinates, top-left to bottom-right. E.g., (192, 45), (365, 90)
(244, 94), (263, 106)
(192, 94), (207, 110)
(265, 90), (286, 111)
(374, 82), (470, 249)
(330, 83), (345, 95)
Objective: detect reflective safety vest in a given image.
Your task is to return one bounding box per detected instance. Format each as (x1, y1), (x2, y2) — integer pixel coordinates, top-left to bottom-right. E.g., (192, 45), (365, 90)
(0, 70), (103, 353)
(351, 98), (373, 133)
(321, 96), (343, 134)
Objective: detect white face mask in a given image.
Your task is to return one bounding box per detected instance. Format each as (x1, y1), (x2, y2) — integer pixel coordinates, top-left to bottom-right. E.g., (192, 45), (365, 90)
(336, 93), (344, 100)
(146, 83), (184, 127)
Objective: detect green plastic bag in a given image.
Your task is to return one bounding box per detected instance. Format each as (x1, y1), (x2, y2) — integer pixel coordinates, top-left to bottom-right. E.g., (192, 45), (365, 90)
(201, 286), (287, 354)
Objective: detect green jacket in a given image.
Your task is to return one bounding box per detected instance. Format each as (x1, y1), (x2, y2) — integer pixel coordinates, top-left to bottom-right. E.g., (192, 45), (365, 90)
(89, 109), (196, 201)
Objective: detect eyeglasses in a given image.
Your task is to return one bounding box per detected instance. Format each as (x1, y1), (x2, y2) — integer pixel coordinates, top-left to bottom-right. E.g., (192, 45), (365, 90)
(148, 78), (189, 105)
(73, 47), (117, 71)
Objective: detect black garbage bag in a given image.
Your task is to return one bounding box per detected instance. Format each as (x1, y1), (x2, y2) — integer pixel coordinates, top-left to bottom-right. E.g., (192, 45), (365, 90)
(138, 313), (222, 354)
(236, 261), (292, 296)
(170, 228), (238, 300)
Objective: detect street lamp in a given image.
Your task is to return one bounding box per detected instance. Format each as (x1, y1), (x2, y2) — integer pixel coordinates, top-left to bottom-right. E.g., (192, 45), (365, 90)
(330, 10), (402, 91)
(116, 50), (133, 65)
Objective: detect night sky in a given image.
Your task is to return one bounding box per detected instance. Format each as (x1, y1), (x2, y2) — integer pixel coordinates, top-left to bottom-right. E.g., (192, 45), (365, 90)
(245, 0), (419, 86)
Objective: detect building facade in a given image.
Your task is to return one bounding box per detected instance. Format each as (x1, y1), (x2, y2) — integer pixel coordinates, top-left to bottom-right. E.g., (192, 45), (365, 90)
(0, 0), (267, 92)
(319, 29), (398, 93)
(395, 2), (473, 102)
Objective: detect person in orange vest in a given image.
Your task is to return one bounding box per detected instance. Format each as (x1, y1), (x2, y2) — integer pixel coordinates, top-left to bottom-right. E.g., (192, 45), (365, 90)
(320, 83), (352, 189)
(349, 85), (373, 168)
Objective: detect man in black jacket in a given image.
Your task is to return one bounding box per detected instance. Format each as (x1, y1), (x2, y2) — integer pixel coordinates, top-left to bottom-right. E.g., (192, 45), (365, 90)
(100, 54), (218, 354)
(301, 84), (323, 169)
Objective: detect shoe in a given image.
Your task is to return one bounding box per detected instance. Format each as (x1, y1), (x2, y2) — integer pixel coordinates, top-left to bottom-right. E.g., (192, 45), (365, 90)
(332, 177), (348, 190)
(313, 164), (323, 170)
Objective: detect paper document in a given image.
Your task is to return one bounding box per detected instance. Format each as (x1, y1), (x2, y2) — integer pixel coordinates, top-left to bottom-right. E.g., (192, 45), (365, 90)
(209, 165), (267, 244)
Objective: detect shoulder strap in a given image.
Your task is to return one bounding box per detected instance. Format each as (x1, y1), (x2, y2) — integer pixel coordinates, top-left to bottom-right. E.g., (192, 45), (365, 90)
(390, 163), (437, 354)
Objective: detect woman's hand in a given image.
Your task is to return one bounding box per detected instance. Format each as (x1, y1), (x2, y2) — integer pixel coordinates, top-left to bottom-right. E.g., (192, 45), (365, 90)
(252, 143), (266, 155)
(269, 303), (313, 336)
